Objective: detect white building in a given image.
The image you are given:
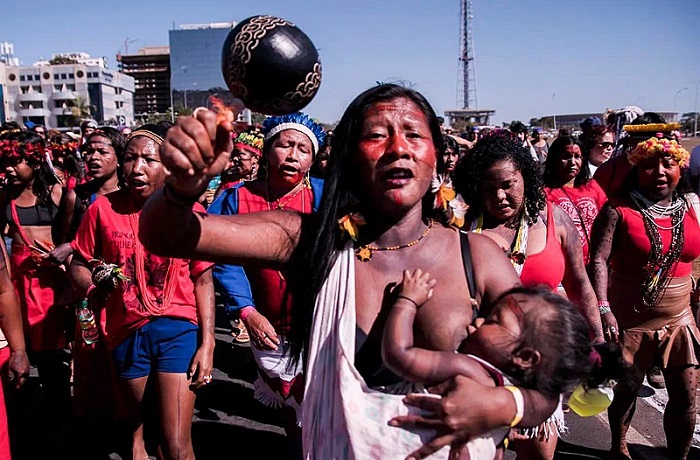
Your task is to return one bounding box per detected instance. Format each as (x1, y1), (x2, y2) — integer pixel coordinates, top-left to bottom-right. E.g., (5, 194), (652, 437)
(33, 52), (109, 69)
(0, 59), (134, 130)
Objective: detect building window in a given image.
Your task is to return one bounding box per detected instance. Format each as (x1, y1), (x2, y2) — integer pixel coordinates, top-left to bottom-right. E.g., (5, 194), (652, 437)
(56, 115), (73, 128)
(20, 86), (29, 94)
(66, 84), (75, 91)
(32, 86), (41, 93)
(68, 73), (74, 79)
(8, 74), (16, 81)
(19, 75), (25, 81)
(60, 73), (67, 79)
(76, 70), (84, 78)
(54, 74), (59, 80)
(21, 101), (43, 109)
(43, 72), (50, 80)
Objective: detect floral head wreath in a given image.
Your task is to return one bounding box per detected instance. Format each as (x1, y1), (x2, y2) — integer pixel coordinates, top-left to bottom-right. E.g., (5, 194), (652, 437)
(49, 141), (79, 163)
(233, 130), (264, 157)
(628, 135), (690, 168)
(0, 139), (46, 165)
(263, 112), (326, 155)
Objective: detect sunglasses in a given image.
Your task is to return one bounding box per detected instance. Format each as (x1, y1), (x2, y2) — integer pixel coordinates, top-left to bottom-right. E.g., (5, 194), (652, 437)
(597, 142), (615, 149)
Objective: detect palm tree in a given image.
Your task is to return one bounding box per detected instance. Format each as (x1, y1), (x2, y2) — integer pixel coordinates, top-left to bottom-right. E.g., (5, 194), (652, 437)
(69, 96), (94, 126)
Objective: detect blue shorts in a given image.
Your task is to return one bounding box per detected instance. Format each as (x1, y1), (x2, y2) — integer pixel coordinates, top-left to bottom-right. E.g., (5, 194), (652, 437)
(112, 317), (198, 379)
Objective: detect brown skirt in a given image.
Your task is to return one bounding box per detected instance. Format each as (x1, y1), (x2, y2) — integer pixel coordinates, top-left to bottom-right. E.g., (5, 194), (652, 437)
(609, 273), (700, 369)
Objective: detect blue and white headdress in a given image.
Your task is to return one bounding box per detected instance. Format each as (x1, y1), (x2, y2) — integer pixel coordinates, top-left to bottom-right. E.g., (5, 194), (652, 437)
(263, 112), (326, 155)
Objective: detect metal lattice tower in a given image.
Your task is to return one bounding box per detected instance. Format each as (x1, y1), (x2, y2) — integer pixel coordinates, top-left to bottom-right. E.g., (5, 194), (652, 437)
(457, 0), (478, 109)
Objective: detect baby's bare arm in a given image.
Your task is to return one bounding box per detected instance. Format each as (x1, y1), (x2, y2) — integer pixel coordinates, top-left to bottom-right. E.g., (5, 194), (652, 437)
(382, 270), (495, 386)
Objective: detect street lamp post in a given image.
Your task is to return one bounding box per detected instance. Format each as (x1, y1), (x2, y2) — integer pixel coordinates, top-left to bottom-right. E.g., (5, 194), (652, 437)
(673, 87), (688, 123)
(694, 79), (700, 137)
(169, 66), (187, 123)
(552, 93), (557, 131)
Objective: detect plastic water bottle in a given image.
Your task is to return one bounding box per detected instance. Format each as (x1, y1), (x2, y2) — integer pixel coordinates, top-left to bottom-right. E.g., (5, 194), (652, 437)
(76, 299), (100, 345)
(568, 383), (614, 417)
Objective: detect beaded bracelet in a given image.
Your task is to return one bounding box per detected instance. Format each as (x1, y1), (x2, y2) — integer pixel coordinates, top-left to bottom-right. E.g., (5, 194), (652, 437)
(504, 386), (524, 427)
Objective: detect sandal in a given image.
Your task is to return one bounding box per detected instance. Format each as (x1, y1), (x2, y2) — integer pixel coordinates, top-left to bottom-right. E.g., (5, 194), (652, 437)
(230, 319), (250, 344)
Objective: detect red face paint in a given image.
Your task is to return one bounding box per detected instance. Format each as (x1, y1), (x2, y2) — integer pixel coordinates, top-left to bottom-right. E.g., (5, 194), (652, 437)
(354, 97), (436, 215)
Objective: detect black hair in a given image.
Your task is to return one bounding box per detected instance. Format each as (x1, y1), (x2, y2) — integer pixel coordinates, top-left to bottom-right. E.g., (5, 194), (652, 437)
(85, 127), (126, 161)
(0, 122), (23, 135)
(0, 131), (58, 212)
(85, 127), (127, 186)
(544, 135), (590, 188)
(496, 286), (624, 398)
(453, 131), (546, 225)
(310, 133), (333, 178)
(634, 112), (666, 125)
(436, 134), (459, 176)
(288, 83), (444, 363)
(509, 121), (527, 135)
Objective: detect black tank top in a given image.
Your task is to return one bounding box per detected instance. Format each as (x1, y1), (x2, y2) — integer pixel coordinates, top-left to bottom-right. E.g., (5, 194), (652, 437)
(6, 200), (59, 227)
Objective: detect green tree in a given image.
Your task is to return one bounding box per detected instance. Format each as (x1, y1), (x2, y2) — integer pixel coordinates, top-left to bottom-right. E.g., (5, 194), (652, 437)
(69, 96), (95, 126)
(680, 112), (699, 134)
(49, 56), (79, 65)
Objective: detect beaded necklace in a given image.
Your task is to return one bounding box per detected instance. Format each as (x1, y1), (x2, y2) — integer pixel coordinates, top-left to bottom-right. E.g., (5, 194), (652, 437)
(631, 191), (686, 311)
(471, 212), (529, 276)
(355, 219), (434, 262)
(265, 176), (310, 212)
(630, 191), (685, 230)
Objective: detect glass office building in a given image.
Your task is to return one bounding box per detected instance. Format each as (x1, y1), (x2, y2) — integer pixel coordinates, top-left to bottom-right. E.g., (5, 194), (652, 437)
(169, 22), (235, 93)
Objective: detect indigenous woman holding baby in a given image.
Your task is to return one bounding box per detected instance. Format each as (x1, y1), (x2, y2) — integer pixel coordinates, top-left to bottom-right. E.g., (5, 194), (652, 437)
(140, 84), (592, 459)
(588, 128), (700, 460)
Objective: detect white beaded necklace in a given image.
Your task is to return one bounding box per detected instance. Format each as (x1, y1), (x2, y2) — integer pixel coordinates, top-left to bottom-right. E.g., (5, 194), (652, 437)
(630, 190), (685, 230)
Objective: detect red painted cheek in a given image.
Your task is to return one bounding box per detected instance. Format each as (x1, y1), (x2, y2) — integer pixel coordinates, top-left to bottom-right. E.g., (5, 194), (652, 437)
(358, 142), (384, 161)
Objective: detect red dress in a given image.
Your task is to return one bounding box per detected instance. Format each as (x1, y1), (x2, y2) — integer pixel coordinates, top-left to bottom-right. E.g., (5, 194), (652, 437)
(545, 180), (607, 263)
(235, 184), (314, 334)
(7, 201), (72, 352)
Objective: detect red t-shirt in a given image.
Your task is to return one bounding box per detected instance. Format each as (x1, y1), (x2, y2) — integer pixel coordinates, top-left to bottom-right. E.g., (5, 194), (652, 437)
(593, 155), (631, 198)
(71, 190), (213, 349)
(545, 180), (607, 263)
(237, 183), (314, 334)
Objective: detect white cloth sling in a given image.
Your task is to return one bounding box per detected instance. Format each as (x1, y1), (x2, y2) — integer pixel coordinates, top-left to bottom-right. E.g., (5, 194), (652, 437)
(301, 246), (510, 460)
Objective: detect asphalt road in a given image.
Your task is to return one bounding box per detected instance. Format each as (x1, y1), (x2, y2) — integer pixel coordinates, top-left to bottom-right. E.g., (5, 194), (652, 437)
(6, 323), (700, 459)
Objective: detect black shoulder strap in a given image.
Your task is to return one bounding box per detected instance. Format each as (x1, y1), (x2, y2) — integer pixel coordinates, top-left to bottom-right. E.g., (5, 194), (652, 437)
(459, 230), (479, 318)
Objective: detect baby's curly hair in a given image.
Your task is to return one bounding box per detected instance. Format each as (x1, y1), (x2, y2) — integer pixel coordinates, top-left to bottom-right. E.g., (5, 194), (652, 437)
(454, 130), (546, 224)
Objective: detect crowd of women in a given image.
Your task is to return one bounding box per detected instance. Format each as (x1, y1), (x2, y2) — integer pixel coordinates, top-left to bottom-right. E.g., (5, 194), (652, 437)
(0, 84), (696, 460)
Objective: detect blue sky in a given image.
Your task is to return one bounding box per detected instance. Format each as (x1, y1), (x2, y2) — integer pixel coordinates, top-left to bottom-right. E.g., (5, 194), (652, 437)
(2, 0), (699, 125)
